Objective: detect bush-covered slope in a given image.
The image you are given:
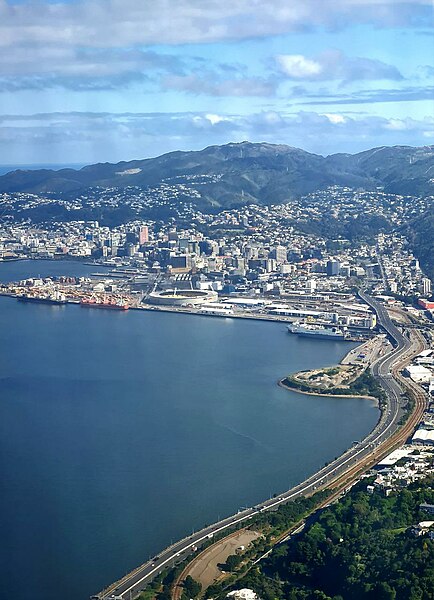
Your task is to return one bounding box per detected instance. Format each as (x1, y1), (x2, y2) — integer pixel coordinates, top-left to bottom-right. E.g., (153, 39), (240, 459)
(1, 142), (433, 208)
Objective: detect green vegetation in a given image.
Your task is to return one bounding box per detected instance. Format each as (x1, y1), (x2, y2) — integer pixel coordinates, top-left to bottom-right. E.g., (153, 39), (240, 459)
(224, 554), (243, 572)
(250, 492), (330, 537)
(283, 369), (387, 406)
(292, 213), (391, 243)
(398, 391), (416, 427)
(223, 478), (434, 600)
(2, 143), (434, 213)
(182, 575), (202, 599)
(153, 492), (330, 600)
(138, 589), (160, 600)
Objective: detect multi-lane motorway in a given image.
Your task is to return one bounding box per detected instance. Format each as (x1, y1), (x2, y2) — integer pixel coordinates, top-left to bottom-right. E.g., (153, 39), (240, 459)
(93, 291), (427, 600)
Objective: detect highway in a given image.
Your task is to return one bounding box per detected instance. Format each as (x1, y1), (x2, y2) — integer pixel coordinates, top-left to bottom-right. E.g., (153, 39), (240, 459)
(93, 291), (427, 600)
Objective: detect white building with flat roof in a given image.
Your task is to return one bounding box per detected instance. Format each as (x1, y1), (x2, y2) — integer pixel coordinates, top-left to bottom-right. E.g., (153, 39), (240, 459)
(227, 590), (258, 600)
(404, 364), (433, 384)
(412, 429), (434, 445)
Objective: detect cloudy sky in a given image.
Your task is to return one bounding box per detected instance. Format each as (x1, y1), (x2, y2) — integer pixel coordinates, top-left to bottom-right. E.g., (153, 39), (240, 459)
(0, 0), (433, 165)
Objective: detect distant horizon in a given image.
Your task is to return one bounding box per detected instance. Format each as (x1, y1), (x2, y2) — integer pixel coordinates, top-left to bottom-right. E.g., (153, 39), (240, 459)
(0, 163), (87, 176)
(1, 139), (433, 172)
(0, 1), (432, 164)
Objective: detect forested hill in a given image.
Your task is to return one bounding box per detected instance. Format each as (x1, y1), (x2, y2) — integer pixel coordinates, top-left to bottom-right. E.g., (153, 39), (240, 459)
(228, 478), (434, 600)
(0, 142), (433, 207)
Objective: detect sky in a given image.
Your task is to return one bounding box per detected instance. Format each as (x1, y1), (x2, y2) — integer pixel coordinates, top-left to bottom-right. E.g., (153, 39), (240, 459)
(0, 0), (433, 165)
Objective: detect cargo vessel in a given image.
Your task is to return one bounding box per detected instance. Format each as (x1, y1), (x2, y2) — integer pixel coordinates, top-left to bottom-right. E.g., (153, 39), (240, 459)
(18, 293), (67, 305)
(80, 298), (129, 310)
(287, 321), (347, 340)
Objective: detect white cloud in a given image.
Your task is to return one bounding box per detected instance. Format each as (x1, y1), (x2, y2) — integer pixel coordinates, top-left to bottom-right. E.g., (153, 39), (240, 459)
(1, 109), (433, 164)
(0, 1), (422, 93)
(275, 49), (403, 82)
(205, 114), (230, 125)
(276, 55), (322, 79)
(384, 119), (410, 130)
(322, 113), (347, 124)
(0, 0), (431, 50)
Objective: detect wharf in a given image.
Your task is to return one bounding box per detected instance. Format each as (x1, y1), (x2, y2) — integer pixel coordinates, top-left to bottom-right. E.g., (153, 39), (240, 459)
(0, 289), (367, 343)
(340, 335), (389, 366)
(136, 303), (366, 341)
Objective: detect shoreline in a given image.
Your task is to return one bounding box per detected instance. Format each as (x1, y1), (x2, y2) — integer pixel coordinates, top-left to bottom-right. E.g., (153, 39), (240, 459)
(278, 378), (378, 403)
(278, 334), (384, 402)
(0, 293), (368, 339)
(0, 282), (387, 600)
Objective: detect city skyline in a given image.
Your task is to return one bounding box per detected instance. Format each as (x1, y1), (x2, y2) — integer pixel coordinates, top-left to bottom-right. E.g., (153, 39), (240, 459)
(0, 0), (433, 164)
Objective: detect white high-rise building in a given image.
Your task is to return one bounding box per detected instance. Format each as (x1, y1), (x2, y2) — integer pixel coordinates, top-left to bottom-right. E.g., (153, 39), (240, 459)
(306, 279), (317, 293)
(422, 277), (432, 296)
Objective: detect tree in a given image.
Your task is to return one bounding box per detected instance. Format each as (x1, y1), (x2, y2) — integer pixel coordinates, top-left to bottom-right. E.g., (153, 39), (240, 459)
(225, 553), (242, 572)
(183, 576), (202, 599)
(372, 582), (396, 600)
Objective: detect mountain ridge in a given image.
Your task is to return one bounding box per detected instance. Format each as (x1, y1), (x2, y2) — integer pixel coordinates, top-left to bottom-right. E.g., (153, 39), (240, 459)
(1, 142), (433, 206)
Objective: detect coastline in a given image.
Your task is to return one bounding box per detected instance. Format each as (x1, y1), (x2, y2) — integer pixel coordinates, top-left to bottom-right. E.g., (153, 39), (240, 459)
(278, 334), (386, 403)
(278, 378), (378, 403)
(0, 283), (384, 600)
(0, 293), (368, 336)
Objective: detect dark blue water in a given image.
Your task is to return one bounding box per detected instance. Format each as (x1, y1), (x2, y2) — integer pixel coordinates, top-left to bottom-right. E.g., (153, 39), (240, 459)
(0, 259), (103, 283)
(0, 261), (379, 600)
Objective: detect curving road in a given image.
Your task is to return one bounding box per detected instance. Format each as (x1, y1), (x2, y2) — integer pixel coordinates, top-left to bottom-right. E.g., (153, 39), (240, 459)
(93, 291), (427, 600)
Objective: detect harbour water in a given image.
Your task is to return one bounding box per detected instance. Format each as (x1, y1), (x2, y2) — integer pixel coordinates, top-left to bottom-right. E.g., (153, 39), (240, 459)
(0, 261), (379, 600)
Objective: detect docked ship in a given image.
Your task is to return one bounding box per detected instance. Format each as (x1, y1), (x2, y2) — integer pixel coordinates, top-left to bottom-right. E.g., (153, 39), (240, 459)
(18, 292), (67, 305)
(287, 321), (347, 340)
(80, 298), (129, 310)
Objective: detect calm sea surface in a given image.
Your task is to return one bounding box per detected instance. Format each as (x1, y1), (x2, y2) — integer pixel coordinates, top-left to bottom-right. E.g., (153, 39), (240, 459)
(0, 260), (379, 600)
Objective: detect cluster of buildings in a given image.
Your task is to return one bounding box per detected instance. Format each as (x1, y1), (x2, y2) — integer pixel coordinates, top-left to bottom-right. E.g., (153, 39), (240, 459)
(368, 445), (434, 494)
(0, 185), (432, 329)
(404, 349), (434, 389)
(370, 446), (434, 539)
(0, 186), (431, 298)
(411, 396), (434, 446)
(375, 232), (432, 299)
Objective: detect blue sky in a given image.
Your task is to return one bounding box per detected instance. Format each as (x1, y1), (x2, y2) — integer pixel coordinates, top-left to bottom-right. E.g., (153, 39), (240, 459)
(0, 0), (433, 164)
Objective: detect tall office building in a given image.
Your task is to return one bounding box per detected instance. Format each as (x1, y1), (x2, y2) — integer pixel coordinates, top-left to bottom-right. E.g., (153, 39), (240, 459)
(306, 279), (317, 293)
(422, 277), (432, 296)
(269, 245), (287, 264)
(126, 231), (138, 244)
(139, 226), (149, 245)
(326, 260), (340, 276)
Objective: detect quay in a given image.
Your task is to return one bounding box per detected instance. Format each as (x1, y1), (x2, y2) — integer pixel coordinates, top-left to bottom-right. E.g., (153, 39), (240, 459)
(0, 287), (368, 341)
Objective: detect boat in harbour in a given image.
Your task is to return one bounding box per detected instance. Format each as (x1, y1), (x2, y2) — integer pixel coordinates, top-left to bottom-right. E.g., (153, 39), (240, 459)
(80, 298), (129, 310)
(287, 321), (347, 340)
(18, 292), (67, 305)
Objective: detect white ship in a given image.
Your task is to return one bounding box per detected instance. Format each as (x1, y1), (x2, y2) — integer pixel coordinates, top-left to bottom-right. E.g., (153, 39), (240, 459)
(287, 321), (347, 340)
